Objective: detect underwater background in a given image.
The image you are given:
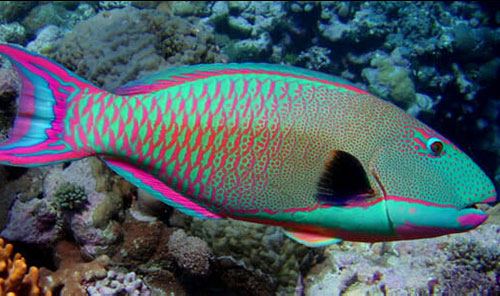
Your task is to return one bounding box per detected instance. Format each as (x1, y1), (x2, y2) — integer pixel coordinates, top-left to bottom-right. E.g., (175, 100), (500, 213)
(0, 1), (499, 295)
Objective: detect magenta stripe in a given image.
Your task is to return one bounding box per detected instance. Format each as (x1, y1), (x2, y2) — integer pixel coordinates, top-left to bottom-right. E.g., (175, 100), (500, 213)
(111, 105), (120, 125)
(213, 81), (221, 101)
(103, 117), (110, 136)
(413, 138), (426, 150)
(4, 150), (83, 165)
(93, 126), (104, 151)
(386, 195), (459, 209)
(406, 126), (452, 144)
(2, 68), (35, 144)
(240, 79), (249, 102)
(184, 72), (207, 79)
(483, 196), (496, 203)
(458, 213), (488, 227)
(227, 80), (235, 105)
(77, 126), (88, 150)
(107, 158), (222, 219)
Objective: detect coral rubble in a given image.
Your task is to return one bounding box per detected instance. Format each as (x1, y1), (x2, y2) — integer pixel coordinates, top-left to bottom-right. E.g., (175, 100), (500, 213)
(39, 240), (109, 295)
(304, 222), (500, 295)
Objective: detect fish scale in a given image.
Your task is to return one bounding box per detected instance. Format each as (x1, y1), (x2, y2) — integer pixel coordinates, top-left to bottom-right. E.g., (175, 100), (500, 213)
(75, 77), (341, 213)
(0, 44), (495, 246)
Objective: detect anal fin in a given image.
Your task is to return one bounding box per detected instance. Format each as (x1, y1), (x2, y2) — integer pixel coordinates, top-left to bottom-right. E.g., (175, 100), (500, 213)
(102, 157), (222, 220)
(284, 228), (342, 247)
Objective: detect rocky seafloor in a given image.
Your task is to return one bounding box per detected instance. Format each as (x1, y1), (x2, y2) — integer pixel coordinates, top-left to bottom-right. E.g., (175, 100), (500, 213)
(0, 1), (499, 295)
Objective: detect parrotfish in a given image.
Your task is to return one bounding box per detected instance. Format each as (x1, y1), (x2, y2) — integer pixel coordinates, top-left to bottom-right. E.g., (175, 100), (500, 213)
(0, 44), (496, 247)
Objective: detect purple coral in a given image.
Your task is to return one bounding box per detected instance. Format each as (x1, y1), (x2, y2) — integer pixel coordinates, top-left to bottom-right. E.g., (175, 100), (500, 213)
(86, 270), (152, 296)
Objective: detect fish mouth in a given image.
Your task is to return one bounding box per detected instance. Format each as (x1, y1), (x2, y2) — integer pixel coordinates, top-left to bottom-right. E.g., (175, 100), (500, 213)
(462, 203), (481, 210)
(460, 199), (492, 214)
(460, 192), (496, 213)
(457, 201), (491, 229)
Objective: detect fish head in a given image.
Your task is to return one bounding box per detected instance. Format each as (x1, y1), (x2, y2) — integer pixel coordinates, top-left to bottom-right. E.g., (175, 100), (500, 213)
(369, 118), (496, 240)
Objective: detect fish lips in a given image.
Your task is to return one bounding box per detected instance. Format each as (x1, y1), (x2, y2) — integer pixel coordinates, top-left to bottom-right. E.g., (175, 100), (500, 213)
(457, 207), (489, 229)
(386, 195), (494, 240)
(457, 196), (496, 229)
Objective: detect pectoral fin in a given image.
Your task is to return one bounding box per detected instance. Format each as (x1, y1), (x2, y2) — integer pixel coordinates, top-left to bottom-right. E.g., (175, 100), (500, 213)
(284, 228), (343, 247)
(316, 150), (375, 205)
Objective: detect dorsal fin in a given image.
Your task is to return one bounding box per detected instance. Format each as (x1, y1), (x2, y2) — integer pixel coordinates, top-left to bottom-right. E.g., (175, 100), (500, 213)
(112, 63), (368, 96)
(316, 150), (374, 205)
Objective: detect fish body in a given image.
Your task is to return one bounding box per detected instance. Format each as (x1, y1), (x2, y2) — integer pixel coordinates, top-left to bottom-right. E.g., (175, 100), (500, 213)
(0, 45), (495, 246)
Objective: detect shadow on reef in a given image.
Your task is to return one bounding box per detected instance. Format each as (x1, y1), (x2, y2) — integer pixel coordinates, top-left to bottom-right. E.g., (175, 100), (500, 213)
(171, 260), (278, 296)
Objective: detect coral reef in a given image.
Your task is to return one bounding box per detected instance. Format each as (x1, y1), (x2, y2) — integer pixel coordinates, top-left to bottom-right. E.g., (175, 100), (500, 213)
(48, 6), (225, 91)
(304, 222), (500, 295)
(0, 196), (60, 246)
(0, 238), (43, 296)
(25, 25), (64, 54)
(157, 1), (210, 17)
(39, 240), (109, 296)
(37, 239), (152, 296)
(1, 158), (129, 255)
(86, 271), (151, 296)
(167, 229), (212, 277)
(185, 217), (323, 294)
(204, 1), (287, 62)
(53, 183), (87, 211)
(296, 46), (332, 71)
(0, 23), (26, 44)
(0, 2), (37, 24)
(361, 50), (416, 109)
(106, 208), (277, 296)
(21, 2), (95, 35)
(98, 1), (131, 10)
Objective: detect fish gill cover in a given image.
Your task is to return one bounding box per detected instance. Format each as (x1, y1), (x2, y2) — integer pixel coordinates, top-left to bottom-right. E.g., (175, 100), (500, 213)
(0, 1), (498, 295)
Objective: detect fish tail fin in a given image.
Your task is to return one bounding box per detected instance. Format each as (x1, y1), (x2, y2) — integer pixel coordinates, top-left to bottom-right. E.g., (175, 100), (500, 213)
(0, 44), (101, 167)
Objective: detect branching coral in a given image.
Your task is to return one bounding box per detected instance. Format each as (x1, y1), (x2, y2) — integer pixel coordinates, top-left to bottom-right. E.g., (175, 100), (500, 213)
(0, 238), (45, 296)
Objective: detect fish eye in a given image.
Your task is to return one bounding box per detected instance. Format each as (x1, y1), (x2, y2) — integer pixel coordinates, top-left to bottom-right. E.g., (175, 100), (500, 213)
(427, 138), (444, 156)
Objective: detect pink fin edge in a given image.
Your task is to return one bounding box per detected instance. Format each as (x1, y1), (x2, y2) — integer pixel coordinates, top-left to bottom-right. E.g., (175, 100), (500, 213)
(102, 157), (223, 220)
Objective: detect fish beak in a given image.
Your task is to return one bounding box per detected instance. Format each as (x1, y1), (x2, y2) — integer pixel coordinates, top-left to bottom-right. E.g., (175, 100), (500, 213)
(457, 206), (489, 230)
(457, 197), (495, 229)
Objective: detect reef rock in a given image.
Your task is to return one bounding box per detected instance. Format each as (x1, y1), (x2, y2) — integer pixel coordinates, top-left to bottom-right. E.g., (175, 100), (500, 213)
(304, 221), (500, 295)
(48, 6), (225, 91)
(1, 158), (128, 255)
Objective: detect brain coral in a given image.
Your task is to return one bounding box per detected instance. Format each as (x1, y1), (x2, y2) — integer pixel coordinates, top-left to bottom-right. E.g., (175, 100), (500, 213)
(49, 6), (226, 91)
